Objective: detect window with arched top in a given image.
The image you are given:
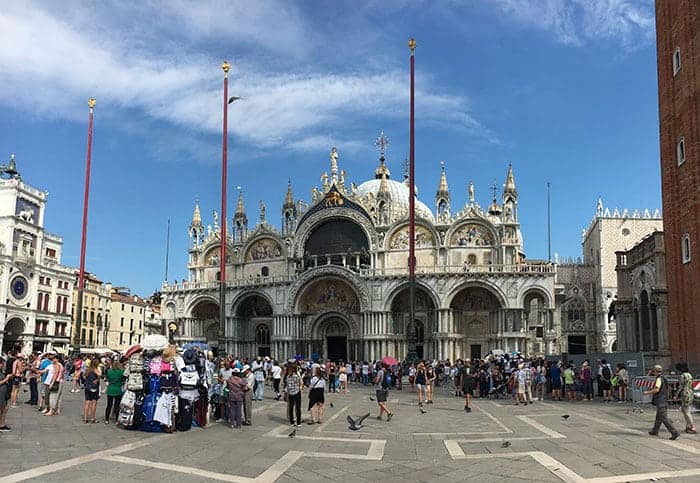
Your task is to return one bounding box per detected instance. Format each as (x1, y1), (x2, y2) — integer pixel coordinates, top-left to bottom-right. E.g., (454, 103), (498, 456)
(255, 324), (270, 346)
(566, 300), (585, 323)
(261, 266), (269, 277)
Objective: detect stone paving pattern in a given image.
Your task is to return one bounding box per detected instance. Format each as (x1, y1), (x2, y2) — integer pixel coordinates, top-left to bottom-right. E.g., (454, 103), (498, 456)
(2, 382), (700, 482)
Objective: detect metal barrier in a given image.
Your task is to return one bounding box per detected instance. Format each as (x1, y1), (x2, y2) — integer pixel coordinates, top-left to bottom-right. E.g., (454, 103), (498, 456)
(632, 375), (680, 405)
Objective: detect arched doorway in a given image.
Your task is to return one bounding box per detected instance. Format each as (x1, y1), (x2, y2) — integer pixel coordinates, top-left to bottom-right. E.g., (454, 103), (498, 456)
(303, 219), (370, 270)
(450, 286), (502, 357)
(2, 318), (25, 353)
(234, 294), (273, 357)
(255, 324), (271, 357)
(390, 286), (436, 360)
(191, 300), (219, 344)
(315, 316), (350, 362)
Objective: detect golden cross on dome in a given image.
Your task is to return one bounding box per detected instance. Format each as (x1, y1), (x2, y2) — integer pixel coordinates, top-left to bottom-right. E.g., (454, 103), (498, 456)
(490, 182), (498, 200)
(374, 130), (390, 156)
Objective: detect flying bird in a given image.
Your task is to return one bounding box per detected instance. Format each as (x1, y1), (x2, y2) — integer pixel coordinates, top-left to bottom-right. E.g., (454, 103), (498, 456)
(501, 441), (511, 448)
(369, 396), (375, 402)
(347, 413), (371, 431)
(228, 96), (242, 104)
(561, 415), (570, 420)
(288, 428), (296, 438)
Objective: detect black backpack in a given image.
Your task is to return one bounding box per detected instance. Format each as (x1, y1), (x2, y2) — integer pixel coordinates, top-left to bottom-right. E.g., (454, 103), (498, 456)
(602, 365), (611, 381)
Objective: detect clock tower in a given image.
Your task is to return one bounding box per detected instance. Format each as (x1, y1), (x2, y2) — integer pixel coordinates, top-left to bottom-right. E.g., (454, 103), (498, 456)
(0, 154), (75, 354)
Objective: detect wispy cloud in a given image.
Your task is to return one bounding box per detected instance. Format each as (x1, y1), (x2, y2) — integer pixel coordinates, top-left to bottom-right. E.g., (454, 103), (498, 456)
(490, 0), (655, 48)
(0, 1), (491, 159)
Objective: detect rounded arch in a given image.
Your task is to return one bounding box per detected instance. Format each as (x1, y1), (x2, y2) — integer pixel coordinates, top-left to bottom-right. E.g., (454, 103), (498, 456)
(240, 232), (286, 263)
(201, 243), (234, 267)
(446, 220), (498, 248)
(384, 281), (440, 312)
(519, 286), (552, 309)
(185, 296), (220, 318)
(295, 277), (361, 314)
(286, 265), (370, 313)
(164, 302), (176, 320)
(309, 311), (355, 340)
(230, 290), (275, 317)
(385, 220), (438, 251)
(234, 294), (273, 317)
(2, 317), (26, 353)
(293, 208), (377, 258)
(445, 280), (507, 310)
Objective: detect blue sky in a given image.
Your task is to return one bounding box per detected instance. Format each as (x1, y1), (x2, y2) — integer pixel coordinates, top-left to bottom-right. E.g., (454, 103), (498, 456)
(0, 0), (660, 296)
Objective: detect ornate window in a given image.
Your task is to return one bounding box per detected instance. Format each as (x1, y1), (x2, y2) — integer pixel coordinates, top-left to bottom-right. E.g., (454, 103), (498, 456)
(565, 300), (585, 331)
(255, 324), (270, 346)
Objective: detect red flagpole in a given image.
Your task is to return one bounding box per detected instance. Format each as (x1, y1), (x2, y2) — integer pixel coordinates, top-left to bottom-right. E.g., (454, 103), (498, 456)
(219, 61), (230, 354)
(408, 38), (416, 358)
(75, 97), (95, 351)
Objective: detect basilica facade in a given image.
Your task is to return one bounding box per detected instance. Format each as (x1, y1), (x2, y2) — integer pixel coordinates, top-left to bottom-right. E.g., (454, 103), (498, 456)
(161, 140), (559, 362)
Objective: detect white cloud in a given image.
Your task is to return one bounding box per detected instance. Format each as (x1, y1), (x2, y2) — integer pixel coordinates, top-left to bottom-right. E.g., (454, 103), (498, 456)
(0, 2), (490, 158)
(490, 0), (655, 47)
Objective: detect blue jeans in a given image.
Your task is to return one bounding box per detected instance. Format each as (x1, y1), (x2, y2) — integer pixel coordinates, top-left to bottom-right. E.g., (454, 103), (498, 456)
(254, 381), (264, 400)
(229, 400), (242, 427)
(362, 374), (368, 385)
(29, 378), (38, 405)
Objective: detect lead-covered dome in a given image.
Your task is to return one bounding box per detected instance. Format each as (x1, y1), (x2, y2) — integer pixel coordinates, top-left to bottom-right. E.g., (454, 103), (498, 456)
(356, 178), (435, 223)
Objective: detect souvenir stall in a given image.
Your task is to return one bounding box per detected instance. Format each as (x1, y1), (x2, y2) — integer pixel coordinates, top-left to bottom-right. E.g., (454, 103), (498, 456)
(117, 335), (211, 432)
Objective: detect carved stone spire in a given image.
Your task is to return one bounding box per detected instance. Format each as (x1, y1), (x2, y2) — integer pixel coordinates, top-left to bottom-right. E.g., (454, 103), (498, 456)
(283, 179), (294, 210)
(190, 198), (203, 228)
(436, 162), (450, 200)
(374, 130), (391, 179)
(378, 171), (391, 199)
(233, 188), (248, 241)
(504, 163), (517, 195)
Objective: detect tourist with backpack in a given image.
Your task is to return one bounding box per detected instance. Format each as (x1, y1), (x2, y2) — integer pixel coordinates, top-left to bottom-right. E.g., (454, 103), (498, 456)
(374, 362), (393, 421)
(644, 365), (680, 440)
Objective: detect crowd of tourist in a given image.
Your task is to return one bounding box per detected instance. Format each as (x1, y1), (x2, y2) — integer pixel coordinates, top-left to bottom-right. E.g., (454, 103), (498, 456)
(1, 348), (696, 438)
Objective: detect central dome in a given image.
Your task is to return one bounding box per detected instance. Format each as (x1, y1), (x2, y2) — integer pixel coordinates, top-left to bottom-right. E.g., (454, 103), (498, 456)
(356, 178), (435, 223)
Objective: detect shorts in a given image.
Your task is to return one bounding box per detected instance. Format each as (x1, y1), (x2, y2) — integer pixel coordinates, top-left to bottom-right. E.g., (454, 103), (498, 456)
(85, 389), (100, 401)
(517, 385), (525, 395)
(416, 383), (425, 391)
(375, 389), (388, 403)
(339, 374), (347, 382)
(12, 376), (22, 386)
(600, 381), (611, 391)
(565, 384), (576, 392)
(551, 381), (562, 390)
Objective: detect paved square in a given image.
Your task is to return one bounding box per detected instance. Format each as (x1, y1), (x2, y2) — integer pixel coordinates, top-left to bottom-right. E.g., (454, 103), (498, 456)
(2, 384), (700, 482)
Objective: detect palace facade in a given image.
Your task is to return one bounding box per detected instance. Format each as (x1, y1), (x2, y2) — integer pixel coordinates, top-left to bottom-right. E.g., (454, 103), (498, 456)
(162, 141), (559, 361)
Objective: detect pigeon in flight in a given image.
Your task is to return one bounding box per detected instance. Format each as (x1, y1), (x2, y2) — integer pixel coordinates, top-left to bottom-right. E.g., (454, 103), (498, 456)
(288, 428), (296, 438)
(347, 413), (371, 431)
(228, 96), (242, 104)
(369, 396), (376, 402)
(561, 414), (570, 420)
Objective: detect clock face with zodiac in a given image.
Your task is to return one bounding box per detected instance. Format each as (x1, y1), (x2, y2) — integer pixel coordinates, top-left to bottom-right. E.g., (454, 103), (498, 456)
(11, 276), (28, 299)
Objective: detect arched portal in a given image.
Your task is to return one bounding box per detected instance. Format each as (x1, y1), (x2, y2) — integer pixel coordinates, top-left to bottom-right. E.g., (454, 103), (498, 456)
(189, 299), (219, 346)
(312, 315), (351, 362)
(2, 318), (25, 353)
(303, 219), (370, 269)
(450, 286), (502, 358)
(234, 294), (274, 357)
(390, 286), (436, 360)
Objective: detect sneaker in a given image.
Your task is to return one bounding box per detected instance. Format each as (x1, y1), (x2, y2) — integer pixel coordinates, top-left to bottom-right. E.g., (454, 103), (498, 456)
(0, 426), (11, 432)
(670, 432), (681, 440)
(215, 419), (223, 423)
(376, 415), (382, 420)
(648, 431), (658, 436)
(387, 413), (393, 422)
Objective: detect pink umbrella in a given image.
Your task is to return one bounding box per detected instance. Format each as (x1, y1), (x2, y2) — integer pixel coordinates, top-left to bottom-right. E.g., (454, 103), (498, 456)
(382, 356), (398, 366)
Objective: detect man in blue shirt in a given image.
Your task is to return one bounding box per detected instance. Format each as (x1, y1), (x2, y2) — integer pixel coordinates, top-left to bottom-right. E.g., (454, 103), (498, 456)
(37, 354), (53, 412)
(550, 361), (562, 401)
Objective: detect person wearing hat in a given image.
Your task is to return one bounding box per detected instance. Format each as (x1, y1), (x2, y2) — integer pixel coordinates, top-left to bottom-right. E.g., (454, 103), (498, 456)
(242, 365), (254, 426)
(644, 365), (680, 440)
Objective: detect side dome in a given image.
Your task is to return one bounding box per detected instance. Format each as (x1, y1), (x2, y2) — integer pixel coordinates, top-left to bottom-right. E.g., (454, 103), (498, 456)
(356, 178), (435, 223)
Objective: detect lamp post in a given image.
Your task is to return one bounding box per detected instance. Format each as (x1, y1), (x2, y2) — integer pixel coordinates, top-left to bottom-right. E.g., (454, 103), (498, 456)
(74, 97), (96, 354)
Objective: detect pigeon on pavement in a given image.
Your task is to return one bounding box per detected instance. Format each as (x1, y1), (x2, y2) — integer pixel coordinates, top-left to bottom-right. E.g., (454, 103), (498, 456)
(288, 428), (296, 438)
(561, 414), (570, 420)
(501, 441), (511, 448)
(347, 412), (371, 431)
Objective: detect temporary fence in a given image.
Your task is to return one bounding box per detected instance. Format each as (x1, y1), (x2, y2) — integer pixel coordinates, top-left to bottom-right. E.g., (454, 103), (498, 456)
(632, 375), (681, 405)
